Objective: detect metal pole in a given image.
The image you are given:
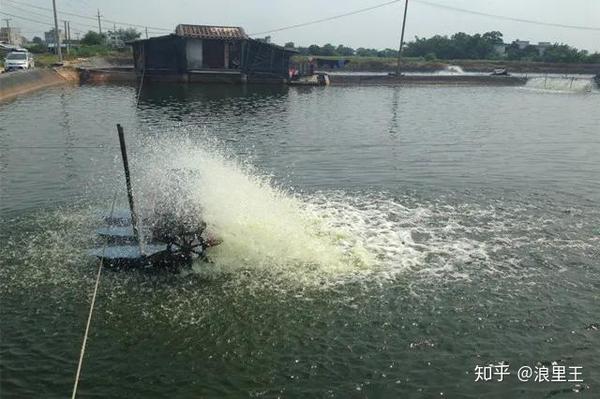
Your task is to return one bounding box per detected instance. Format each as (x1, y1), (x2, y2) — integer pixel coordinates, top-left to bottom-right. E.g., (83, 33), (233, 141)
(2, 19), (11, 45)
(395, 0), (409, 76)
(116, 124), (141, 250)
(97, 9), (102, 34)
(67, 21), (71, 48)
(52, 0), (62, 62)
(64, 20), (70, 55)
(145, 27), (148, 39)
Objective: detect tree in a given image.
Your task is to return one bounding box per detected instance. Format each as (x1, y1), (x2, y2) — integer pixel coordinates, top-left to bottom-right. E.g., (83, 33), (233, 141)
(293, 35), (595, 63)
(403, 31), (505, 60)
(424, 52), (436, 61)
(506, 42), (538, 60)
(377, 48), (398, 58)
(355, 47), (378, 57)
(114, 28), (140, 42)
(587, 52), (600, 63)
(541, 43), (586, 63)
(284, 41), (295, 48)
(320, 43), (336, 56)
(81, 31), (106, 45)
(336, 44), (355, 56)
(307, 44), (321, 55)
(482, 31), (503, 45)
(296, 46), (310, 55)
(32, 36), (44, 45)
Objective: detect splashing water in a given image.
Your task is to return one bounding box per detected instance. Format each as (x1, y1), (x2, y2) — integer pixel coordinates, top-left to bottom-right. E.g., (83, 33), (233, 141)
(7, 132), (569, 292)
(436, 65), (465, 75)
(524, 76), (595, 93)
(133, 136), (375, 285)
(130, 135), (499, 287)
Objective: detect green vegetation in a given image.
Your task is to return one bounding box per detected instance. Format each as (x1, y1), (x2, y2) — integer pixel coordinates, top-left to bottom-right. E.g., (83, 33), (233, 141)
(287, 31), (600, 64)
(81, 31), (107, 46)
(22, 46), (131, 68)
(290, 54), (599, 74)
(19, 28), (141, 67)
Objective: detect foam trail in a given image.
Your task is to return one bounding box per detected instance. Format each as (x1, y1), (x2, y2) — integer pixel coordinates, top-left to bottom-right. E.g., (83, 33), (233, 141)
(435, 65), (465, 75)
(524, 77), (595, 93)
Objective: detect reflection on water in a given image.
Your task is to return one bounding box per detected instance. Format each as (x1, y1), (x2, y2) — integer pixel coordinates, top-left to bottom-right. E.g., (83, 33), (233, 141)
(1, 83), (599, 398)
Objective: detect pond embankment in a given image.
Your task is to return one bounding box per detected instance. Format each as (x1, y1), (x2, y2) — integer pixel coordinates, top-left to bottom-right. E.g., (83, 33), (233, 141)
(76, 66), (528, 86)
(0, 68), (79, 102)
(328, 74), (527, 86)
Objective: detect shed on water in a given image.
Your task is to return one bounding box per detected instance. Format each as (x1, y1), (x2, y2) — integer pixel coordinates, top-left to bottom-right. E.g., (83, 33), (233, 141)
(129, 24), (296, 84)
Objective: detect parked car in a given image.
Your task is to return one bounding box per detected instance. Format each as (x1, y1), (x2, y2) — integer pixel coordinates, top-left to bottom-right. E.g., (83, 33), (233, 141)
(4, 50), (35, 71)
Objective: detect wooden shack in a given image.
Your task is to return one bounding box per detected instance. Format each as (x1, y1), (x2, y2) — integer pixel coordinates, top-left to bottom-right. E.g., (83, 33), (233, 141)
(129, 24), (296, 84)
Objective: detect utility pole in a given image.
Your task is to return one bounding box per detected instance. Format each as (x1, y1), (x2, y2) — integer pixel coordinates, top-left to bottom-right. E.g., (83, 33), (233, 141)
(145, 27), (148, 39)
(52, 0), (62, 62)
(395, 0), (409, 76)
(97, 9), (102, 34)
(67, 21), (71, 48)
(64, 20), (70, 55)
(2, 18), (11, 45)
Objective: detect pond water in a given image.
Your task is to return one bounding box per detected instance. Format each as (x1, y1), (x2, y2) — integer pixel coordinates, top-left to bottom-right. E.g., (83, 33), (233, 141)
(1, 81), (599, 398)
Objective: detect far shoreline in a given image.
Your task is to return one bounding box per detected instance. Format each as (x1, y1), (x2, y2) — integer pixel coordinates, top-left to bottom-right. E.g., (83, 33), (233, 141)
(292, 55), (600, 75)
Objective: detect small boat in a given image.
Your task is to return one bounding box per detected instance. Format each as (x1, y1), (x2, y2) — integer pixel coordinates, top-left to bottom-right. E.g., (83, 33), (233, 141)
(491, 68), (509, 76)
(288, 72), (329, 86)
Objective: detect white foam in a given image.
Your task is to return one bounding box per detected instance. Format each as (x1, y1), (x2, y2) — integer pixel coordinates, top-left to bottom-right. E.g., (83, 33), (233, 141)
(435, 65), (465, 75)
(130, 136), (497, 287)
(524, 77), (595, 93)
(6, 135), (594, 295)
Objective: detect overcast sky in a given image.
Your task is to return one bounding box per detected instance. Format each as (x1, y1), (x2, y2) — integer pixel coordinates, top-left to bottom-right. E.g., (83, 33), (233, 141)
(4, 0), (600, 52)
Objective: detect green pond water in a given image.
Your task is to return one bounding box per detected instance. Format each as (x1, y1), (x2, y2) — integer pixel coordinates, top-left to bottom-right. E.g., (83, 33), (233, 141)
(1, 82), (599, 398)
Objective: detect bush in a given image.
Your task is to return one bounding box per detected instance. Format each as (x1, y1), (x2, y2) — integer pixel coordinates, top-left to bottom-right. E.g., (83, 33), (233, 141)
(73, 45), (110, 57)
(424, 52), (437, 61)
(81, 31), (106, 46)
(25, 43), (48, 54)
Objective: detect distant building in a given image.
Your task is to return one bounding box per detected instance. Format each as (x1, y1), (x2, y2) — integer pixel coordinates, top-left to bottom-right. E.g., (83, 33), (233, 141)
(514, 40), (530, 50)
(0, 27), (24, 46)
(129, 24), (297, 83)
(496, 40), (555, 57)
(536, 42), (552, 56)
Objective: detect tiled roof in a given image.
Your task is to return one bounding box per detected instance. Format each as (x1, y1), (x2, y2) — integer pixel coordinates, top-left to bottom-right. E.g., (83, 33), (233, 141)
(175, 24), (248, 40)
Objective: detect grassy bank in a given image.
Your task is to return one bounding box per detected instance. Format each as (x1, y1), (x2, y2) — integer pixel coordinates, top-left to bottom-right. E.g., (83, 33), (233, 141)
(292, 55), (600, 74)
(31, 52), (132, 68)
(9, 44), (132, 68)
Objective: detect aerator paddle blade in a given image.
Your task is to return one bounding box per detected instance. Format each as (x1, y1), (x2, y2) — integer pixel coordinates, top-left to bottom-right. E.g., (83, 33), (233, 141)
(88, 244), (168, 263)
(100, 208), (133, 226)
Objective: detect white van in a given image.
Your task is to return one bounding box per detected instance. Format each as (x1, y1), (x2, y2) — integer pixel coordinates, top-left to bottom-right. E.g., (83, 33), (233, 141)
(4, 50), (35, 71)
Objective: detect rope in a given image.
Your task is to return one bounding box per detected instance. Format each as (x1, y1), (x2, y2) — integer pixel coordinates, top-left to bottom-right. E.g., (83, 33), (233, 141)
(1, 146), (114, 150)
(71, 55), (144, 399)
(136, 67), (145, 107)
(71, 191), (118, 399)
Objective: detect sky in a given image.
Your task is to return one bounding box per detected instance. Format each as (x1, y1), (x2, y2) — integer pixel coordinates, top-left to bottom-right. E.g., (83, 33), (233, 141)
(3, 0), (600, 52)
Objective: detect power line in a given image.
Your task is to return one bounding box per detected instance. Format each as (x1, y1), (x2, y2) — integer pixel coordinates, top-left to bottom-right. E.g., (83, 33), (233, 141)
(249, 0), (402, 36)
(0, 9), (166, 37)
(248, 0), (600, 37)
(3, 0), (172, 32)
(0, 11), (54, 27)
(2, 2), (99, 31)
(413, 0), (600, 31)
(3, 0), (98, 21)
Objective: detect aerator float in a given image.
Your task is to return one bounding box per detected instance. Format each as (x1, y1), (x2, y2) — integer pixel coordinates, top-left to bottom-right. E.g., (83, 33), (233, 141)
(89, 124), (219, 268)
